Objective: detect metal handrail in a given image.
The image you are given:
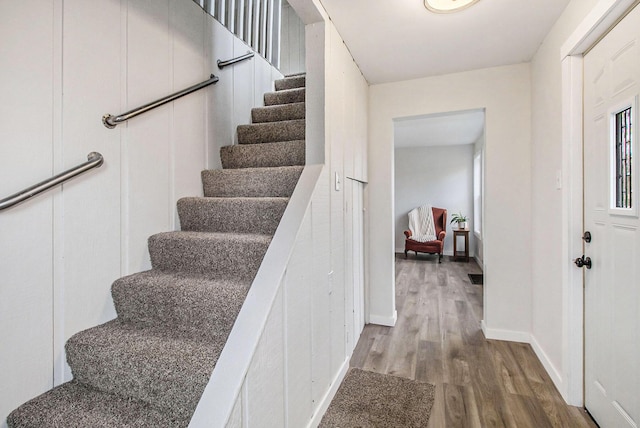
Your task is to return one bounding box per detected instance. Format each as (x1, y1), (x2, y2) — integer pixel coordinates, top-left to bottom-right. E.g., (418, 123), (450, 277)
(217, 52), (255, 69)
(0, 152), (104, 212)
(102, 74), (219, 128)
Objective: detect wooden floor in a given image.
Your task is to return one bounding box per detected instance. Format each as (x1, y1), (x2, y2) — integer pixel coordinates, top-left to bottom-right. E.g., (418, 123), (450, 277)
(350, 254), (597, 428)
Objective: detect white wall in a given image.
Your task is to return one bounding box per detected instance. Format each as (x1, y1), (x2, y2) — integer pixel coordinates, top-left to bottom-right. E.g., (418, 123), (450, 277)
(0, 0), (281, 424)
(368, 63), (532, 335)
(529, 0), (599, 395)
(190, 1), (370, 424)
(0, 2), (56, 422)
(394, 145), (474, 256)
(280, 1), (306, 75)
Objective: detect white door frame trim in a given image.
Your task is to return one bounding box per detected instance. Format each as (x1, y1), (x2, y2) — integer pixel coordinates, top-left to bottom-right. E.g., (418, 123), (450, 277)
(560, 0), (637, 406)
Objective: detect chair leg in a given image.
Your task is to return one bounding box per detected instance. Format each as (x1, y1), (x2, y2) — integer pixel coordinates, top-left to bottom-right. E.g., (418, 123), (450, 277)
(414, 251), (418, 257)
(404, 249), (408, 258)
(439, 253), (442, 263)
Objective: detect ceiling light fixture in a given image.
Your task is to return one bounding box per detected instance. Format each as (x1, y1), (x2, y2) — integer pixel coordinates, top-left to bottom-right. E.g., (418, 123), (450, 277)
(424, 0), (481, 13)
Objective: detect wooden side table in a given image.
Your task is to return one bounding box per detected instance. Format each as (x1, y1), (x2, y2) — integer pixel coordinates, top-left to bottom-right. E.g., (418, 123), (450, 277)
(453, 229), (470, 262)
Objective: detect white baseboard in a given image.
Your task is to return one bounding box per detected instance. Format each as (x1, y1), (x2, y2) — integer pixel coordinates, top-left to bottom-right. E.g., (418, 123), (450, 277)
(308, 358), (350, 428)
(369, 310), (397, 327)
(530, 334), (564, 395)
(481, 320), (530, 343)
(481, 322), (566, 402)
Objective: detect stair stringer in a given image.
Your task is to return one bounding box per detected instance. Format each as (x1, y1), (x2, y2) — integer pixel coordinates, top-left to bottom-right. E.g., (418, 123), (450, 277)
(188, 164), (323, 427)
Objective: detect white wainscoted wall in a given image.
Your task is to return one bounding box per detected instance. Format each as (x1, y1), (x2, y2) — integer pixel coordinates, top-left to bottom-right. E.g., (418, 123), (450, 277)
(394, 144), (475, 256)
(280, 0), (306, 76)
(0, 0), (282, 424)
(189, 0), (369, 425)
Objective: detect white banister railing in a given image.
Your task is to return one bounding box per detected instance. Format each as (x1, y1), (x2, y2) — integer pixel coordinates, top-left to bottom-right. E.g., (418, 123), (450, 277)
(194, 0), (281, 68)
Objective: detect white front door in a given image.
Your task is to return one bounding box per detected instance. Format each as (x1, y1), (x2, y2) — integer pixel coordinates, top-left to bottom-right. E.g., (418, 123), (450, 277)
(583, 4), (640, 427)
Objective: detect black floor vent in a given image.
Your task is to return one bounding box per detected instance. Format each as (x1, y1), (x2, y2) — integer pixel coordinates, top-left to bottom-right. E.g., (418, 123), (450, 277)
(468, 274), (483, 285)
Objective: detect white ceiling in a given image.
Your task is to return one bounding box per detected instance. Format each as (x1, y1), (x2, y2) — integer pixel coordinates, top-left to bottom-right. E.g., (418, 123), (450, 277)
(319, 0), (570, 84)
(394, 109), (485, 149)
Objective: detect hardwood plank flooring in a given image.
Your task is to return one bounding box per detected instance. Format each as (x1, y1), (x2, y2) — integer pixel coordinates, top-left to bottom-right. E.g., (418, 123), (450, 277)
(350, 254), (597, 428)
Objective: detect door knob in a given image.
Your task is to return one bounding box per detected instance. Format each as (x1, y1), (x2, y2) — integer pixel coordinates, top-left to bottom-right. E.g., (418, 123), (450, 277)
(582, 231), (592, 243)
(574, 255), (592, 269)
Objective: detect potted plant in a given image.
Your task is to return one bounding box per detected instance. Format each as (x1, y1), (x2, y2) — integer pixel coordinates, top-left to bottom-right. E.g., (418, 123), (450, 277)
(450, 212), (468, 230)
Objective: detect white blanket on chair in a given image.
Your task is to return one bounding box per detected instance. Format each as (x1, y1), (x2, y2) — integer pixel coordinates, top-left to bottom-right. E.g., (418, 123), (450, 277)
(408, 205), (437, 242)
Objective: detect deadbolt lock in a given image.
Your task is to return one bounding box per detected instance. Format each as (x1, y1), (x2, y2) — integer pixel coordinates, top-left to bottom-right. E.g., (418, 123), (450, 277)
(574, 255), (592, 269)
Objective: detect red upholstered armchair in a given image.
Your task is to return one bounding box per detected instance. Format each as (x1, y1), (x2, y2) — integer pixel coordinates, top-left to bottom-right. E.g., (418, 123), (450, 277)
(404, 207), (447, 262)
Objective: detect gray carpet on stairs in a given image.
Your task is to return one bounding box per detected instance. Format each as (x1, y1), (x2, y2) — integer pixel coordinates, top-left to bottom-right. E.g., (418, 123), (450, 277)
(112, 270), (250, 340)
(251, 102), (305, 123)
(202, 166), (304, 198)
(7, 73), (306, 428)
(149, 231), (272, 281)
(264, 87), (305, 106)
(6, 381), (187, 428)
(65, 321), (217, 422)
(274, 75), (305, 91)
(178, 196), (289, 235)
(220, 139), (305, 169)
(237, 118), (305, 144)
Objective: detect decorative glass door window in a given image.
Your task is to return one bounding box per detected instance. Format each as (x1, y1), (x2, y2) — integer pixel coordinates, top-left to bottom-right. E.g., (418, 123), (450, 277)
(614, 107), (633, 208)
(609, 97), (638, 216)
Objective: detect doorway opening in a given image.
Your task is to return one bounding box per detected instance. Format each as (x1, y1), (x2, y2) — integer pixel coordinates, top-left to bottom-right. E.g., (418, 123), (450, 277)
(393, 108), (485, 270)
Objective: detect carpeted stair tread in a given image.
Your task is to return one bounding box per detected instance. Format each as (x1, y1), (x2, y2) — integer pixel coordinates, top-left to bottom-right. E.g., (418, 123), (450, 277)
(65, 320), (219, 422)
(149, 231), (271, 281)
(221, 140), (305, 169)
(274, 75), (306, 91)
(251, 102), (305, 123)
(178, 196), (289, 235)
(264, 87), (305, 106)
(202, 166), (303, 198)
(112, 270), (250, 340)
(6, 380), (186, 428)
(237, 119), (305, 145)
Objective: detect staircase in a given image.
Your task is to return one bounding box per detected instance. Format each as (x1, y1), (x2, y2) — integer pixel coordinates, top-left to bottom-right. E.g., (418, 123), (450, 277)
(7, 74), (306, 428)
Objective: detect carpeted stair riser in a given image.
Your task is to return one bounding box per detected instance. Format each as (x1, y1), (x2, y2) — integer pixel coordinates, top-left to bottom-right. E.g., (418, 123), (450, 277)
(251, 102), (305, 123)
(237, 119), (305, 145)
(65, 321), (216, 422)
(202, 166), (303, 198)
(7, 380), (186, 428)
(178, 197), (288, 235)
(274, 75), (305, 91)
(221, 140), (305, 169)
(112, 270), (249, 341)
(264, 87), (305, 106)
(148, 231), (271, 281)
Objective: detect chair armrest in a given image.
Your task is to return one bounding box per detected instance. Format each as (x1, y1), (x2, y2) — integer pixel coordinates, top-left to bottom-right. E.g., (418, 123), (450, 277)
(404, 230), (412, 238)
(438, 231), (446, 241)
